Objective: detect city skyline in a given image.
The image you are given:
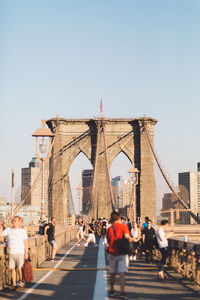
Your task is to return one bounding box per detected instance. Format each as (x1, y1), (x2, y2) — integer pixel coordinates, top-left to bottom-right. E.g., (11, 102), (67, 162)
(1, 1), (200, 213)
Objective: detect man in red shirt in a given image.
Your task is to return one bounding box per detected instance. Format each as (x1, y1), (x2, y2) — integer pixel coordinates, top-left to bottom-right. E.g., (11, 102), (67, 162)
(107, 211), (131, 299)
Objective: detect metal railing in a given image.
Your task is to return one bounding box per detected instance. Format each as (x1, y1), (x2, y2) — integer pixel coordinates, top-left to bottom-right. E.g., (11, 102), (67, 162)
(154, 238), (200, 285)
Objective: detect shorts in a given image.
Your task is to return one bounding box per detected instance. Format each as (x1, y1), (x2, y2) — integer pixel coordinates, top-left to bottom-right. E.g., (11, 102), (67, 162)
(9, 254), (24, 269)
(109, 254), (127, 274)
(49, 240), (57, 247)
(130, 242), (139, 253)
(87, 233), (96, 244)
(77, 231), (84, 239)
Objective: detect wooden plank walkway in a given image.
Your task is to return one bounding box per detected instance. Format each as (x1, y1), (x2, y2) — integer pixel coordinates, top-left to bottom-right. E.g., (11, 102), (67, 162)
(0, 238), (199, 300)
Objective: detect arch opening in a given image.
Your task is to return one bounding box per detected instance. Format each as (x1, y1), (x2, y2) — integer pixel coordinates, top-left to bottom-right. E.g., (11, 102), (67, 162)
(110, 151), (133, 217)
(68, 151), (93, 217)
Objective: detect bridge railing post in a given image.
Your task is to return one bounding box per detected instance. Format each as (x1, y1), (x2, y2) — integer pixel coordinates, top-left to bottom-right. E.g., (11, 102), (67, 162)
(168, 238), (200, 285)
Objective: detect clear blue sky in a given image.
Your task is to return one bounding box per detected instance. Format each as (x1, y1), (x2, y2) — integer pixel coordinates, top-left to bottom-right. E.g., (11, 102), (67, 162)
(1, 0), (200, 212)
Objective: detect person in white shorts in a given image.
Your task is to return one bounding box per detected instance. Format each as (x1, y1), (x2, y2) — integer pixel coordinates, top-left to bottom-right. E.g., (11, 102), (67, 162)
(1, 216), (28, 290)
(76, 217), (87, 246)
(85, 219), (98, 247)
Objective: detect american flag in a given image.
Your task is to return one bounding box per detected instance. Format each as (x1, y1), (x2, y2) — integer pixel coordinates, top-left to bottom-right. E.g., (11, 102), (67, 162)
(100, 99), (103, 114)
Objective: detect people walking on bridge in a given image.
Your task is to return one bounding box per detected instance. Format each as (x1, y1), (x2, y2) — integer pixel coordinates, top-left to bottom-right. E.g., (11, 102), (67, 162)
(44, 217), (57, 261)
(76, 217), (87, 246)
(96, 218), (103, 238)
(102, 217), (108, 245)
(142, 219), (156, 263)
(85, 219), (98, 247)
(125, 217), (132, 234)
(1, 215), (28, 290)
(130, 221), (141, 261)
(107, 211), (131, 299)
(156, 219), (174, 280)
(142, 216), (149, 229)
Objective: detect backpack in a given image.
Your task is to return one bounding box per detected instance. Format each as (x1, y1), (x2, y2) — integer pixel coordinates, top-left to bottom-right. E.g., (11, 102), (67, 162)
(23, 260), (33, 283)
(112, 226), (130, 255)
(39, 223), (49, 235)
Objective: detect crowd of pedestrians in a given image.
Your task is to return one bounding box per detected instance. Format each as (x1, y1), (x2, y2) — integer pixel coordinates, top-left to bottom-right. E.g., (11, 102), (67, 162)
(74, 212), (174, 299)
(0, 212), (173, 296)
(105, 213), (173, 299)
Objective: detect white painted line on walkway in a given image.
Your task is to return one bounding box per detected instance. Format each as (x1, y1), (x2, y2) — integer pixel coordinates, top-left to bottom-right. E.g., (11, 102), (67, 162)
(93, 238), (108, 300)
(18, 242), (78, 300)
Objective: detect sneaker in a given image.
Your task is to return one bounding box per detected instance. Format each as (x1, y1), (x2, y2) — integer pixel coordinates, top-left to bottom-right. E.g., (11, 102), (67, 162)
(51, 258), (56, 262)
(84, 243), (88, 247)
(77, 243), (80, 246)
(94, 244), (99, 247)
(120, 293), (128, 299)
(108, 290), (116, 297)
(129, 256), (133, 261)
(133, 256), (136, 261)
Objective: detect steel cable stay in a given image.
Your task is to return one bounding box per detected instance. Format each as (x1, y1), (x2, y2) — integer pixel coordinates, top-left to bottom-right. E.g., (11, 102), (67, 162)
(143, 122), (200, 224)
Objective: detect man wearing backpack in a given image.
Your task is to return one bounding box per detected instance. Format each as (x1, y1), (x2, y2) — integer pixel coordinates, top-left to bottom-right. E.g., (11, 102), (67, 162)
(106, 211), (131, 299)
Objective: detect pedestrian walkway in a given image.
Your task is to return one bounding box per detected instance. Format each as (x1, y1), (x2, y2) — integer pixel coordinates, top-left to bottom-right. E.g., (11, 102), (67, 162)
(0, 238), (199, 300)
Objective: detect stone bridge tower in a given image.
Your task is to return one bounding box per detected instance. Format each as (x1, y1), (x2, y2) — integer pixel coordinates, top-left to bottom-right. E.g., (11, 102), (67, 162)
(47, 117), (157, 224)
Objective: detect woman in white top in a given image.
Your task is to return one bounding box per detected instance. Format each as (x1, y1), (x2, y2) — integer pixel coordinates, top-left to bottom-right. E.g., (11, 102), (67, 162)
(156, 219), (173, 279)
(130, 221), (141, 261)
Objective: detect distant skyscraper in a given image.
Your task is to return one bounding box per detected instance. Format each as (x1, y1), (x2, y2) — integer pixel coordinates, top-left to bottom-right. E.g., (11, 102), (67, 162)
(111, 176), (124, 209)
(82, 169), (93, 214)
(123, 181), (131, 208)
(178, 171), (200, 224)
(21, 157), (49, 218)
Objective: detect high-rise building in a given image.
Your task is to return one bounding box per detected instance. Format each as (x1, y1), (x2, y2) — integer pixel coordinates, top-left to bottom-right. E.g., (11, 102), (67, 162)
(178, 170), (200, 224)
(162, 193), (173, 210)
(21, 157), (49, 218)
(123, 181), (131, 208)
(111, 176), (124, 209)
(82, 169), (93, 214)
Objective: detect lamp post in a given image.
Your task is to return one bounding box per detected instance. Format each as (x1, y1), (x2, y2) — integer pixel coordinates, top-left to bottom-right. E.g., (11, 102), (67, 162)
(76, 183), (83, 216)
(11, 169), (15, 219)
(128, 166), (139, 221)
(32, 120), (54, 221)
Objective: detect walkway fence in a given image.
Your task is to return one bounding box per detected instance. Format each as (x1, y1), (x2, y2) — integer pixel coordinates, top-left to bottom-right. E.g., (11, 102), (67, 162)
(168, 238), (200, 285)
(0, 225), (77, 290)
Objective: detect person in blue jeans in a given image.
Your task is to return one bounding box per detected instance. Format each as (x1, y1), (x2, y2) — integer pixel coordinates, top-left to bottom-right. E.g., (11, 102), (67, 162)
(156, 220), (174, 279)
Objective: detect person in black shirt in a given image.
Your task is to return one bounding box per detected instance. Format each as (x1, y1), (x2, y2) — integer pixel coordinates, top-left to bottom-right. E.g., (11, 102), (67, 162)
(44, 217), (57, 261)
(102, 218), (108, 245)
(142, 219), (155, 263)
(85, 219), (98, 247)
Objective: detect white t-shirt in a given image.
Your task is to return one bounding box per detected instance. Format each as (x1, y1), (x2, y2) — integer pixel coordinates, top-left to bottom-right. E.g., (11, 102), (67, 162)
(77, 224), (83, 232)
(156, 227), (168, 248)
(131, 227), (139, 239)
(3, 227), (28, 254)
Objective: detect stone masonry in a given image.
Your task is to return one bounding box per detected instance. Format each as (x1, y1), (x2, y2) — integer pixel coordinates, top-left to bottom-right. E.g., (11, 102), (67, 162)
(47, 117), (157, 224)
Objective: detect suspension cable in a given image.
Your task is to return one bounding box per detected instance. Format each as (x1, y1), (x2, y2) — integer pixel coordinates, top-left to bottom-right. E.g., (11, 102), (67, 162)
(143, 121), (200, 224)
